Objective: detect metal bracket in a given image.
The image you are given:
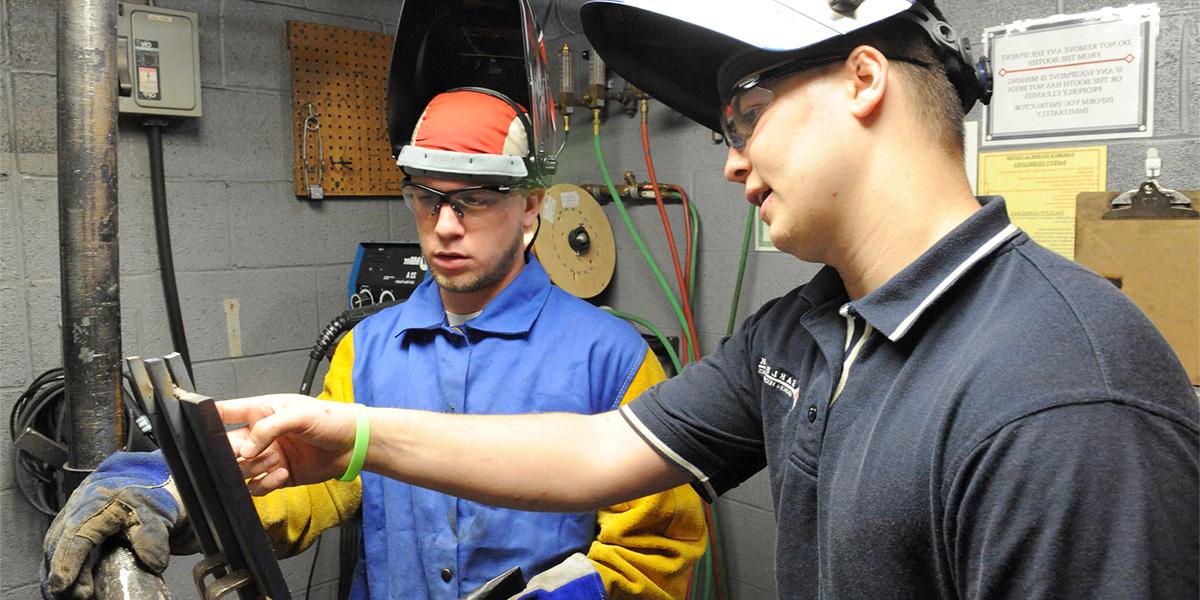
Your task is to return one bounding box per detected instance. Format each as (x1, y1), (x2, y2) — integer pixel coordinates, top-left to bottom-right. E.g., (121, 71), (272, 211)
(194, 554), (257, 600)
(1108, 148), (1197, 218)
(192, 553), (227, 596)
(206, 571), (256, 599)
(1105, 180), (1200, 220)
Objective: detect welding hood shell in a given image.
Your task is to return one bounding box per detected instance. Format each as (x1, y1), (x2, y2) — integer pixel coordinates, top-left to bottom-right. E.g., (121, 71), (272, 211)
(387, 0), (557, 181)
(580, 0), (987, 133)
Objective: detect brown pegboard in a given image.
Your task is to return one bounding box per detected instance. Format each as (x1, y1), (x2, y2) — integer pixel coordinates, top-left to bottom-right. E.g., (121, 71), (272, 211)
(288, 21), (405, 198)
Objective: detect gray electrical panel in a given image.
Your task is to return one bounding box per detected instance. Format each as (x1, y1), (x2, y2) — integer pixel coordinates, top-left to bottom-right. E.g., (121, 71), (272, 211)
(117, 3), (202, 117)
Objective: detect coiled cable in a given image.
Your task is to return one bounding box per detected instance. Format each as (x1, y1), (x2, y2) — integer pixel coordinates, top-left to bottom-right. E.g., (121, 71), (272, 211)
(9, 368), (152, 516)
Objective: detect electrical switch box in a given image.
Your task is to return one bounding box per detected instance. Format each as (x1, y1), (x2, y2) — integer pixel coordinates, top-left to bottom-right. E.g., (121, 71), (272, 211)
(117, 3), (202, 117)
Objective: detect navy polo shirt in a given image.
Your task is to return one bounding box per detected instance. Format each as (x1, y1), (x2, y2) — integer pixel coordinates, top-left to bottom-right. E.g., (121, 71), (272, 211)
(623, 197), (1199, 598)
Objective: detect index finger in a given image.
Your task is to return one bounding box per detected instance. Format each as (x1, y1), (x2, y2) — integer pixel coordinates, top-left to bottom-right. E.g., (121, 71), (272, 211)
(214, 398), (275, 426)
(214, 394), (297, 426)
(236, 406), (323, 460)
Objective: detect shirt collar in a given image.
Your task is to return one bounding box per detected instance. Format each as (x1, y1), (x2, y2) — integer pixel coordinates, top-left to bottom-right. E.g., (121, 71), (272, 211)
(798, 265), (851, 309)
(845, 196), (1021, 342)
(393, 255), (553, 336)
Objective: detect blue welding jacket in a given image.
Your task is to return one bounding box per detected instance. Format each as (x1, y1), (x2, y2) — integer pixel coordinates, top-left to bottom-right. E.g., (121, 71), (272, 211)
(345, 256), (649, 599)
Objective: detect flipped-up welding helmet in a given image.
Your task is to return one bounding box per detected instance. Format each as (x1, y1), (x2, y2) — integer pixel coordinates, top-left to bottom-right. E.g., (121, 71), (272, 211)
(579, 0), (992, 136)
(387, 0), (558, 185)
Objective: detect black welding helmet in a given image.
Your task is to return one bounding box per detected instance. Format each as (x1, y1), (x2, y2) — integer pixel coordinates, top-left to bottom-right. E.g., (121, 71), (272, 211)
(580, 0), (992, 135)
(387, 0), (558, 184)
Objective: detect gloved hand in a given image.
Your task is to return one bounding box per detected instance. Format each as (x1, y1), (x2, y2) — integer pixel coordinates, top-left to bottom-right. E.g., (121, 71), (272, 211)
(509, 553), (606, 600)
(41, 450), (192, 600)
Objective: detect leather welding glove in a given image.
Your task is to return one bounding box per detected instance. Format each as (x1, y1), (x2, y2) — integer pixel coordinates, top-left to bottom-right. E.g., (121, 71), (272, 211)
(508, 553), (606, 600)
(41, 450), (195, 600)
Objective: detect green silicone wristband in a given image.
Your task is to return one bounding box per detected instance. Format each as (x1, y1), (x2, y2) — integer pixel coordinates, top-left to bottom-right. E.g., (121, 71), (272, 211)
(338, 409), (370, 482)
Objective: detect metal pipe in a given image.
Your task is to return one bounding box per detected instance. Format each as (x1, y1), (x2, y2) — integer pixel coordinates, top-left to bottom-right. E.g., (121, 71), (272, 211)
(57, 4), (175, 597)
(93, 543), (173, 599)
(57, 0), (124, 488)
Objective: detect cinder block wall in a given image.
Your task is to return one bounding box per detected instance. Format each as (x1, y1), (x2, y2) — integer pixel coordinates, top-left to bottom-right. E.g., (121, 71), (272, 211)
(2, 0), (1196, 599)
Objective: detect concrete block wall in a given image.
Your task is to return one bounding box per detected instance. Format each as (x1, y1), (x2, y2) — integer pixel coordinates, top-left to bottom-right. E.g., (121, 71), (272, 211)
(2, 0), (1196, 598)
(1, 0), (402, 597)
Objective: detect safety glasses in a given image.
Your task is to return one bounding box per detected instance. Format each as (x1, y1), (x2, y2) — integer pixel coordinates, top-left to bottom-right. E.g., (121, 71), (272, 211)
(401, 182), (524, 221)
(720, 53), (931, 149)
(720, 54), (847, 150)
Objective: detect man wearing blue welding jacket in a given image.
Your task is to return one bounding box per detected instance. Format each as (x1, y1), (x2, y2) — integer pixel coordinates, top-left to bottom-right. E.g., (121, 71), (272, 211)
(42, 87), (706, 600)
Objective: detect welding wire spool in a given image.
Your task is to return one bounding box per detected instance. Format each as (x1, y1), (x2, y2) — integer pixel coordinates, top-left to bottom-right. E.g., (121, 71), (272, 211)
(533, 183), (616, 298)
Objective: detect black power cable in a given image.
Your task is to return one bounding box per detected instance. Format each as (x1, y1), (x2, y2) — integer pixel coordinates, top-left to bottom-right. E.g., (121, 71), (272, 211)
(10, 368), (155, 516)
(9, 369), (66, 516)
(300, 300), (399, 598)
(305, 536), (322, 600)
(145, 119), (194, 383)
(299, 300), (401, 395)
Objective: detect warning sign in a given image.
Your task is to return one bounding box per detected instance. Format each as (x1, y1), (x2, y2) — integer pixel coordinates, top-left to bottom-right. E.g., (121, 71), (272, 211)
(134, 38), (161, 101)
(977, 145), (1107, 259)
(982, 4), (1158, 146)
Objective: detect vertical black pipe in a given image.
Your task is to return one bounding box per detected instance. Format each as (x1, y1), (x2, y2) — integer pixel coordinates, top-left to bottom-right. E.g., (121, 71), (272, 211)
(59, 7), (175, 595)
(144, 120), (194, 381)
(57, 0), (123, 485)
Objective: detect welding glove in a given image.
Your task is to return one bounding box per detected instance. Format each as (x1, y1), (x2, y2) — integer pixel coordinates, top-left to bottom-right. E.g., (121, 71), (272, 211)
(41, 450), (195, 600)
(509, 553), (606, 600)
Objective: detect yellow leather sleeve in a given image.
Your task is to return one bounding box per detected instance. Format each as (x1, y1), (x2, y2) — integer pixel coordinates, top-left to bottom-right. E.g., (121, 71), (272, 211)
(588, 349), (709, 599)
(251, 331), (363, 557)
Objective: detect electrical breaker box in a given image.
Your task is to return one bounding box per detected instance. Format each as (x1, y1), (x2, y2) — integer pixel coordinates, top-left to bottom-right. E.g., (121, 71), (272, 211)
(117, 3), (202, 117)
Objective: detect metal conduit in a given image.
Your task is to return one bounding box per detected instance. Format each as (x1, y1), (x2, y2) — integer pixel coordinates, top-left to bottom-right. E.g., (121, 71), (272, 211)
(57, 1), (172, 596)
(58, 0), (122, 486)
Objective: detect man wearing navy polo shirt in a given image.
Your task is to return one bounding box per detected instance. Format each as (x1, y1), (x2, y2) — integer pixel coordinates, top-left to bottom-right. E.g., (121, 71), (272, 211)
(221, 1), (1199, 598)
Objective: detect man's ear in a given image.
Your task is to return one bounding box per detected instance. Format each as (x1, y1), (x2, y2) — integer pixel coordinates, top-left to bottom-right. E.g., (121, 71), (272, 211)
(523, 188), (544, 227)
(845, 45), (888, 120)
(522, 188), (544, 244)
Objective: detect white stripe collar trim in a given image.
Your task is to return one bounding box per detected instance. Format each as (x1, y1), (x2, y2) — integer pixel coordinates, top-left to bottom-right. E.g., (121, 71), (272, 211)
(888, 224), (1020, 342)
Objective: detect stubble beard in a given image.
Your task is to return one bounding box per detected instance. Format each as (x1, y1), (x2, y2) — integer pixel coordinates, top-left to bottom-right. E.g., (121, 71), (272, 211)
(429, 229), (524, 294)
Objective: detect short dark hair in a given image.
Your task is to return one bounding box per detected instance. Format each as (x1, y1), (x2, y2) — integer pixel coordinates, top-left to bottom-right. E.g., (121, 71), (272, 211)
(836, 1), (967, 160)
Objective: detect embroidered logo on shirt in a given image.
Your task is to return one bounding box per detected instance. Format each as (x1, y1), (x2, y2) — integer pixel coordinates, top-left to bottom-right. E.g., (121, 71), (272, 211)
(758, 357), (800, 409)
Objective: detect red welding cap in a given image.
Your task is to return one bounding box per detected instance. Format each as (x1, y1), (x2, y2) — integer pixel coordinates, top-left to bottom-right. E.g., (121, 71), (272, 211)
(396, 88), (532, 185)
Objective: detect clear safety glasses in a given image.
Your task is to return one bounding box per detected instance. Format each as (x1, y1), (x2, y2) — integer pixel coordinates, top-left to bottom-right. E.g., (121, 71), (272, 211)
(719, 54), (846, 150)
(401, 182), (524, 221)
(720, 53), (931, 149)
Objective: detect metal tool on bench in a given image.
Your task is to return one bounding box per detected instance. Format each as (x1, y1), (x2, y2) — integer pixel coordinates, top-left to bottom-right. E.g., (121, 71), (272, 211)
(125, 353), (291, 600)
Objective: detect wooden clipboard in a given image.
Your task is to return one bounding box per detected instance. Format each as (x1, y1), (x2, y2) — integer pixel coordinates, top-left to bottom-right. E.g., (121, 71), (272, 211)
(1074, 187), (1200, 385)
